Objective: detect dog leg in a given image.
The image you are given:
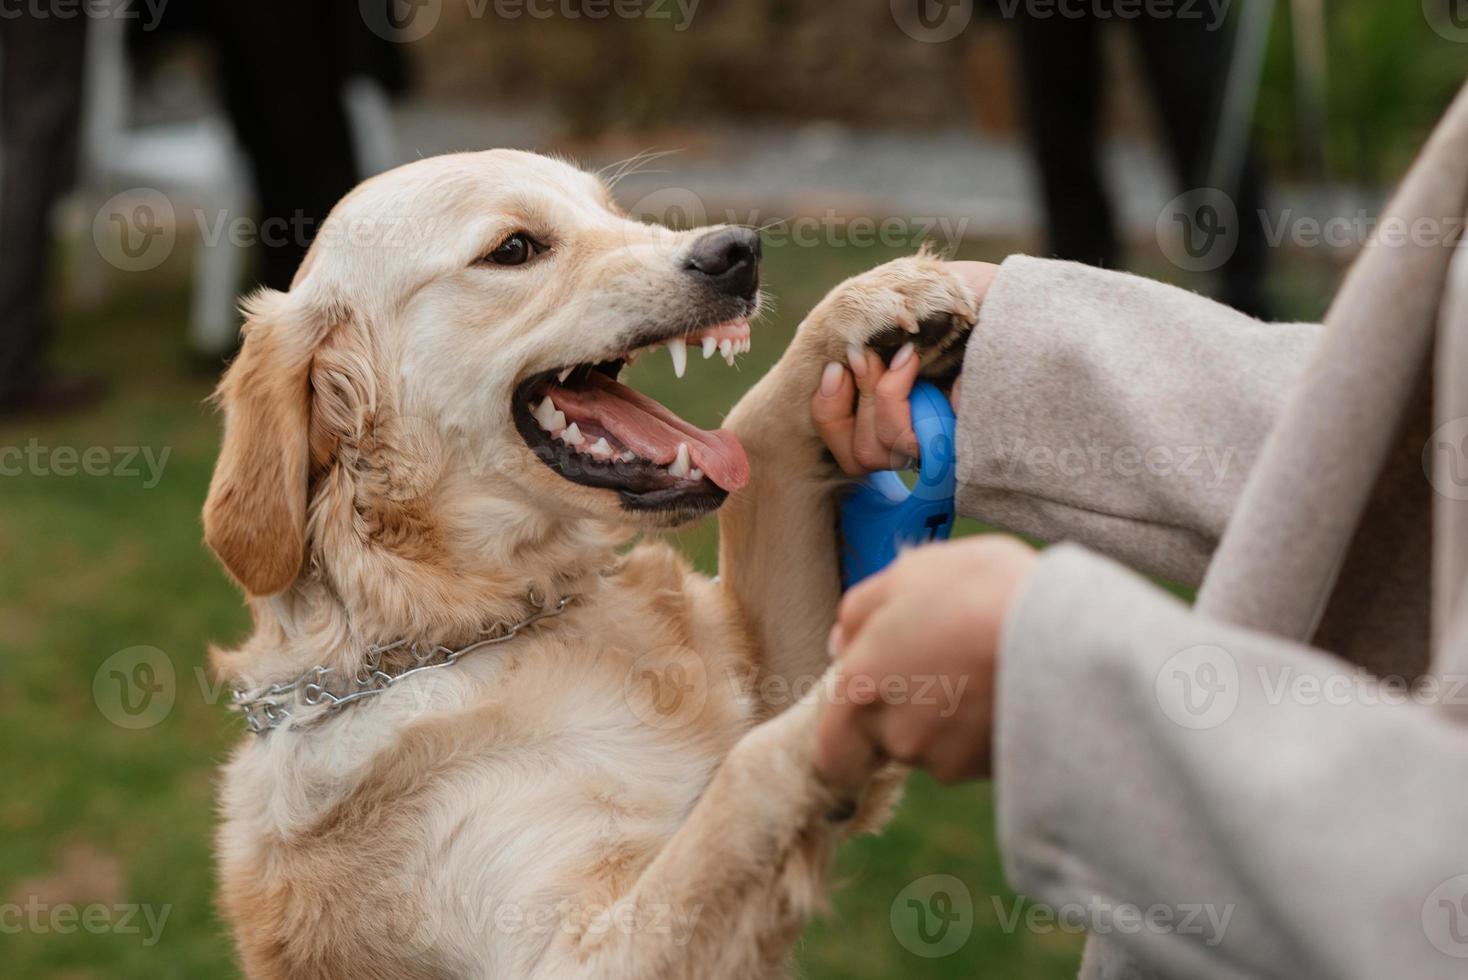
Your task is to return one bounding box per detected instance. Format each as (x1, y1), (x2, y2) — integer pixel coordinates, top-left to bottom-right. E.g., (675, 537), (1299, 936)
(531, 687), (898, 980)
(717, 254), (978, 699)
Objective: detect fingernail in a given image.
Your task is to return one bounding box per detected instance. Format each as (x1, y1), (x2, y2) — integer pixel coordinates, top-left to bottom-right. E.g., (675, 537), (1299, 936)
(846, 343), (867, 378)
(819, 361), (845, 396)
(891, 342), (915, 370)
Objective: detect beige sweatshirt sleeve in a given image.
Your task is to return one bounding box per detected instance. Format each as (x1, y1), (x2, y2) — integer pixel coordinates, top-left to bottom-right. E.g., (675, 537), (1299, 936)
(996, 545), (1468, 980)
(955, 256), (1321, 585)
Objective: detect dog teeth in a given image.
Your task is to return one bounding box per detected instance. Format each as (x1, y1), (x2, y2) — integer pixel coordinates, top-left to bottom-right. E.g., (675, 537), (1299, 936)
(588, 437), (613, 459)
(668, 442), (691, 478)
(560, 422), (584, 446)
(534, 396), (567, 433)
(617, 450), (636, 463)
(667, 337), (687, 379)
(557, 367), (574, 383)
(702, 336), (717, 359)
(689, 467), (703, 482)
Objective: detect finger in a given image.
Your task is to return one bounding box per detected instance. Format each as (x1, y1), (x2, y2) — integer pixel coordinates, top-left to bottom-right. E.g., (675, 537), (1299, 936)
(874, 341), (921, 460)
(835, 569), (897, 650)
(811, 362), (863, 475)
(849, 346), (893, 471)
(814, 697), (881, 791)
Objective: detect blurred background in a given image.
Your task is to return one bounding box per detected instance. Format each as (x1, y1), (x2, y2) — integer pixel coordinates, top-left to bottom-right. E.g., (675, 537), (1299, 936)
(1, 1), (1464, 977)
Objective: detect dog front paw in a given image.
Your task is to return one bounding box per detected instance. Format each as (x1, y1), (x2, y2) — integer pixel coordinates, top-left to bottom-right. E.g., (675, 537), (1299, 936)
(797, 253), (978, 383)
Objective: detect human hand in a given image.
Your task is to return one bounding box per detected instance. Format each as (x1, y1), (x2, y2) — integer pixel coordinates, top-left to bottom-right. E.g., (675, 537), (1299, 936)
(811, 260), (998, 475)
(814, 535), (1038, 788)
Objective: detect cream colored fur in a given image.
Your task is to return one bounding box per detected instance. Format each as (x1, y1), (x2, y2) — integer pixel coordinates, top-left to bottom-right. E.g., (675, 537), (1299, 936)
(205, 150), (976, 980)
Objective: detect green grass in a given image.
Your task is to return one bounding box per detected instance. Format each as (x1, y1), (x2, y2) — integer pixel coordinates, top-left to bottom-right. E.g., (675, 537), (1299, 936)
(2, 228), (1327, 978)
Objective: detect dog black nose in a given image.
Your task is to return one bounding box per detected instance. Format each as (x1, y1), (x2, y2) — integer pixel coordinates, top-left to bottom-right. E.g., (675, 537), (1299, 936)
(684, 227), (761, 300)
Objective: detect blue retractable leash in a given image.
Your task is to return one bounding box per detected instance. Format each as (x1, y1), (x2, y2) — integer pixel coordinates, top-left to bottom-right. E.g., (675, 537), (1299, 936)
(838, 381), (957, 588)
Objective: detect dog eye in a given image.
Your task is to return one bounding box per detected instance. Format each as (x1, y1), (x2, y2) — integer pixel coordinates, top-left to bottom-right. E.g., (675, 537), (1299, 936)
(484, 232), (541, 267)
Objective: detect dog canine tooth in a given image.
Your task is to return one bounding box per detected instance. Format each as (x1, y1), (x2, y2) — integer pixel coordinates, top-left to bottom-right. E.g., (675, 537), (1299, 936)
(702, 336), (717, 359)
(668, 442), (691, 478)
(534, 396), (567, 432)
(560, 422), (584, 446)
(667, 337), (687, 379)
(557, 367), (574, 383)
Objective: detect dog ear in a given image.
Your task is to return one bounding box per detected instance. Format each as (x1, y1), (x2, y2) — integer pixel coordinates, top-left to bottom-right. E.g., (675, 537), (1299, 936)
(203, 288), (341, 597)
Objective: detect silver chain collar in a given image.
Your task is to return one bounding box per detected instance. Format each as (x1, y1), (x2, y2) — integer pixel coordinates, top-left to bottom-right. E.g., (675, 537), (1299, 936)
(231, 588), (575, 735)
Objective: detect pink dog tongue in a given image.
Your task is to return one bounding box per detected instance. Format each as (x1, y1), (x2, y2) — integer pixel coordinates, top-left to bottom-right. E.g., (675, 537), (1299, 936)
(550, 374), (750, 492)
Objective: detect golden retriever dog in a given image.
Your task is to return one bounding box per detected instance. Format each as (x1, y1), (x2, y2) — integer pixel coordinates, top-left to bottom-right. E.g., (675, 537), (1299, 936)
(204, 149), (977, 979)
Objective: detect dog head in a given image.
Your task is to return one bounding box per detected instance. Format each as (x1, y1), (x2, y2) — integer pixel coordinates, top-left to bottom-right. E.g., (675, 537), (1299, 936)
(203, 150), (760, 611)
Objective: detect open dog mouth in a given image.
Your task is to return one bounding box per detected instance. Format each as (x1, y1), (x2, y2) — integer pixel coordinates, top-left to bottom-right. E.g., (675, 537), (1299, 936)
(513, 319), (753, 510)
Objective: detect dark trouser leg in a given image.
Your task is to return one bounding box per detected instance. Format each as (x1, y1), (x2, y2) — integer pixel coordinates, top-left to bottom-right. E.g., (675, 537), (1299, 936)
(1012, 9), (1117, 268)
(1130, 10), (1272, 319)
(0, 13), (87, 398)
(207, 1), (359, 292)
